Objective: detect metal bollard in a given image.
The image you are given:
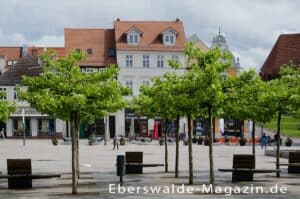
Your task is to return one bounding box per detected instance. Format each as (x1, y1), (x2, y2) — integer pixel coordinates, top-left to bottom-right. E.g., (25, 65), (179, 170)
(116, 155), (125, 183)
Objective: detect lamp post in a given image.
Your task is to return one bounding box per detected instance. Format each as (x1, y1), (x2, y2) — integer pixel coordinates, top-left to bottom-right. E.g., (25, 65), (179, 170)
(22, 108), (25, 146)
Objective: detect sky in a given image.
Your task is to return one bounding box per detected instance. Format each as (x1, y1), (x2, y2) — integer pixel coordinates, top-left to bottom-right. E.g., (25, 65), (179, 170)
(0, 0), (299, 71)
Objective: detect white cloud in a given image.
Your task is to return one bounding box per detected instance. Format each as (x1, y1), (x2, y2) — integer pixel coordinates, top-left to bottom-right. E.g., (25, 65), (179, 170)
(0, 0), (299, 70)
(29, 35), (64, 47)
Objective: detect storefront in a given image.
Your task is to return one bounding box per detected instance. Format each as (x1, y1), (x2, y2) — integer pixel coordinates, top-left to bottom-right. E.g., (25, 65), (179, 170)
(223, 119), (243, 137)
(12, 118), (31, 136)
(125, 108), (148, 137)
(38, 118), (55, 136)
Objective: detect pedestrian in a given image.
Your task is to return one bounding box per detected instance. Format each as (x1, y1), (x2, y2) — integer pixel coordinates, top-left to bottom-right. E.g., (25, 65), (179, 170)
(0, 128), (4, 139)
(260, 133), (268, 150)
(273, 133), (279, 150)
(113, 135), (119, 150)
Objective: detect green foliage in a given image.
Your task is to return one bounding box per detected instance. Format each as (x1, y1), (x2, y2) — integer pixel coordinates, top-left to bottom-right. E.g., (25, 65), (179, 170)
(264, 64), (300, 118)
(0, 91), (16, 123)
(224, 69), (273, 124)
(20, 50), (129, 123)
(132, 72), (184, 119)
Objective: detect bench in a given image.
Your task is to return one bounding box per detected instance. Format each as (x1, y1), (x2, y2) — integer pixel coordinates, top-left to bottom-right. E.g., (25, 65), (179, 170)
(288, 152), (300, 173)
(218, 154), (280, 182)
(125, 152), (164, 174)
(0, 159), (61, 189)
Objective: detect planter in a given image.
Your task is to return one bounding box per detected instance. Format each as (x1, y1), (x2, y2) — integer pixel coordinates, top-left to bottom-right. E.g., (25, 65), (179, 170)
(204, 136), (209, 146)
(51, 137), (58, 146)
(159, 139), (164, 146)
(197, 137), (203, 145)
(285, 138), (293, 147)
(192, 138), (197, 144)
(120, 139), (125, 146)
(239, 137), (247, 146)
(183, 140), (188, 145)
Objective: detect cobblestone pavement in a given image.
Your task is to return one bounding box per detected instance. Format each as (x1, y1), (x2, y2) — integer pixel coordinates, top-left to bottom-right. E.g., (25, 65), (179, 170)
(0, 139), (299, 198)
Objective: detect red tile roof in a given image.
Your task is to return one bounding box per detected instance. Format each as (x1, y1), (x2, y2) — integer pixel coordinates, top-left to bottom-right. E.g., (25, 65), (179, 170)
(64, 28), (116, 67)
(0, 54), (41, 86)
(27, 46), (65, 57)
(114, 20), (186, 52)
(0, 47), (22, 60)
(260, 34), (300, 80)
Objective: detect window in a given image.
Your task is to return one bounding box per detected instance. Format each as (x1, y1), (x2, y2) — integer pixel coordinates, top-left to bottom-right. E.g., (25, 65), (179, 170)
(172, 55), (179, 63)
(13, 60), (18, 65)
(157, 56), (164, 68)
(87, 48), (93, 54)
(98, 68), (104, 73)
(125, 80), (133, 95)
(143, 55), (149, 68)
(75, 48), (81, 53)
(80, 68), (86, 72)
(0, 88), (7, 99)
(7, 61), (13, 66)
(108, 48), (116, 57)
(86, 68), (94, 73)
(126, 55), (133, 67)
(127, 29), (140, 45)
(13, 87), (17, 100)
(142, 81), (150, 86)
(163, 30), (176, 45)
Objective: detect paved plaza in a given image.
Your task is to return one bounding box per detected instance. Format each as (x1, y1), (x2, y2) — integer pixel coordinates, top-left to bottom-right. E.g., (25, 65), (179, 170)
(0, 139), (299, 198)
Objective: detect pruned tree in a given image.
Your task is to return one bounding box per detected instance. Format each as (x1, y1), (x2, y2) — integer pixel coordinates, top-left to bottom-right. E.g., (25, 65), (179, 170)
(264, 64), (300, 177)
(20, 50), (128, 194)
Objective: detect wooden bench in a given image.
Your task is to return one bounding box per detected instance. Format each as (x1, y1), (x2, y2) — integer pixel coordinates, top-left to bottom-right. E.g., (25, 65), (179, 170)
(219, 154), (280, 182)
(125, 152), (164, 174)
(0, 159), (61, 189)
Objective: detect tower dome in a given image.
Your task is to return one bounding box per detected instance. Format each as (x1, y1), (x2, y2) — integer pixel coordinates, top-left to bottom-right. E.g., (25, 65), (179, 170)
(211, 27), (229, 52)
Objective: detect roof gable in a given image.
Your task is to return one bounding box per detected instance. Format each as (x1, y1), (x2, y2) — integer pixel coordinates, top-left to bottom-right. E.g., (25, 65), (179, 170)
(114, 20), (186, 52)
(0, 54), (42, 86)
(260, 33), (300, 79)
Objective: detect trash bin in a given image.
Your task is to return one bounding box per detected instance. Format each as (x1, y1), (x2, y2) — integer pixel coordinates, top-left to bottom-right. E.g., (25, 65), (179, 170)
(116, 155), (125, 182)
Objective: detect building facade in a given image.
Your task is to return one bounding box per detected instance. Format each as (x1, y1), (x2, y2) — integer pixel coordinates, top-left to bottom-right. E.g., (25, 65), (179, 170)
(0, 50), (66, 138)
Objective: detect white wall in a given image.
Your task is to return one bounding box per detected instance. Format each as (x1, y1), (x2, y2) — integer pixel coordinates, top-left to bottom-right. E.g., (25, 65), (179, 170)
(117, 51), (186, 96)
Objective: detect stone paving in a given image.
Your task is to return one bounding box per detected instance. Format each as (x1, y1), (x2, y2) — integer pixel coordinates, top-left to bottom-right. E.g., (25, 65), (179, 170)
(0, 139), (299, 198)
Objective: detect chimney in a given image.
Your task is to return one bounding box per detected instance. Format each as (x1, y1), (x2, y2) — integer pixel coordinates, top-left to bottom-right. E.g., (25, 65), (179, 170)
(176, 18), (180, 22)
(116, 18), (120, 21)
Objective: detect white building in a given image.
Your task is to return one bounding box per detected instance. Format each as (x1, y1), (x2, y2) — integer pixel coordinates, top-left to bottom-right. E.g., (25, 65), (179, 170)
(113, 19), (188, 137)
(0, 53), (66, 138)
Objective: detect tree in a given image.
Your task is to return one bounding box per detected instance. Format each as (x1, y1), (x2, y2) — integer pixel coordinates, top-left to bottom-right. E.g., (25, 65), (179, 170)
(0, 91), (16, 126)
(170, 43), (233, 186)
(132, 73), (183, 174)
(20, 50), (128, 194)
(224, 69), (273, 154)
(264, 64), (300, 177)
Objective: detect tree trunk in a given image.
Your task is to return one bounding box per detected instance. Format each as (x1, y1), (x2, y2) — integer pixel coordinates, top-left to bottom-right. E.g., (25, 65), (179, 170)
(276, 110), (281, 178)
(71, 111), (79, 194)
(104, 117), (108, 146)
(175, 115), (180, 178)
(187, 114), (193, 184)
(208, 107), (215, 191)
(252, 121), (256, 155)
(212, 117), (215, 139)
(164, 119), (168, 172)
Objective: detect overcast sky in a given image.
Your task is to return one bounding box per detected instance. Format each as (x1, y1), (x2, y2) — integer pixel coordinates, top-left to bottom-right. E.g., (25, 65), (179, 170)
(0, 0), (299, 71)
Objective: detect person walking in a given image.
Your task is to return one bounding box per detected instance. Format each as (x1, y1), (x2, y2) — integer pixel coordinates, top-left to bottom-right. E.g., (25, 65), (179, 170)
(260, 133), (268, 150)
(0, 128), (4, 139)
(113, 135), (119, 150)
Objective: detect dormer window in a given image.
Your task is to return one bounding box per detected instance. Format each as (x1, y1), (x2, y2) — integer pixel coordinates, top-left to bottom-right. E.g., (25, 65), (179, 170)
(162, 29), (177, 46)
(126, 28), (142, 45)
